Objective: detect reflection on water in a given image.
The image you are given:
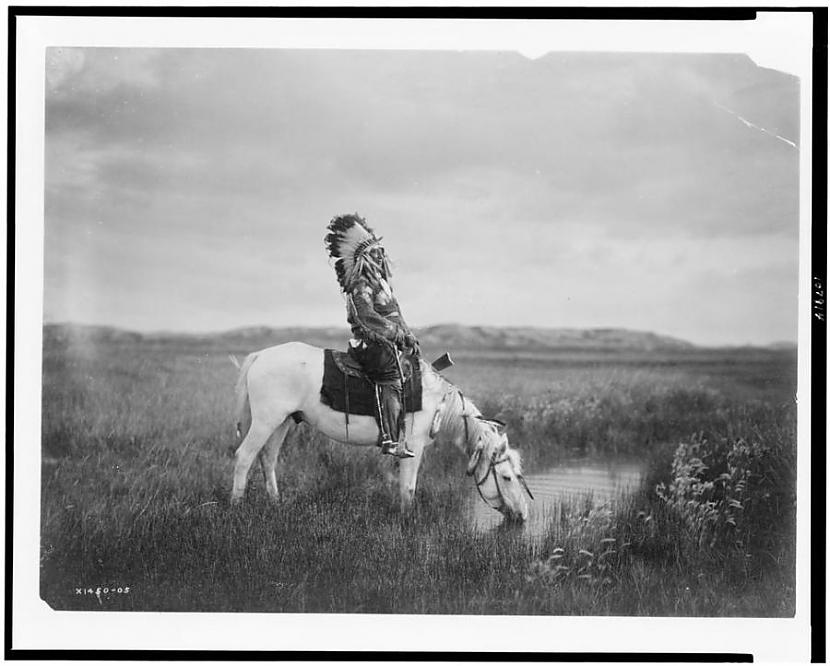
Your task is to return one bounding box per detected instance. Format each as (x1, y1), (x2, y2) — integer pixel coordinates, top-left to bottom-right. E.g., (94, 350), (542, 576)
(467, 459), (645, 538)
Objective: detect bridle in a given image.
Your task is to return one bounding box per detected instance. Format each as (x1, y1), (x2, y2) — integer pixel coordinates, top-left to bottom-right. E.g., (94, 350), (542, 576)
(457, 390), (534, 509)
(469, 449), (515, 510)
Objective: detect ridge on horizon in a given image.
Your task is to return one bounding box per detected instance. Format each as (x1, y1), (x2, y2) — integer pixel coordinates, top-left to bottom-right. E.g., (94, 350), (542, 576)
(41, 321), (798, 351)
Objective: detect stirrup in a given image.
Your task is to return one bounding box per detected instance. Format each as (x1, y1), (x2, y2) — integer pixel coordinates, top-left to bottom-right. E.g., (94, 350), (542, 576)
(381, 439), (415, 459)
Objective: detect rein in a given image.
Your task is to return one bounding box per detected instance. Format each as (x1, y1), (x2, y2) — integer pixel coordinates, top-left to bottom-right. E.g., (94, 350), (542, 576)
(459, 390), (470, 447)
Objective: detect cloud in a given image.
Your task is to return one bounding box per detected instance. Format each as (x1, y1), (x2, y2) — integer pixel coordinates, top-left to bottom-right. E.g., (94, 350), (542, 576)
(46, 47), (160, 95)
(43, 49), (800, 344)
(45, 47), (86, 89)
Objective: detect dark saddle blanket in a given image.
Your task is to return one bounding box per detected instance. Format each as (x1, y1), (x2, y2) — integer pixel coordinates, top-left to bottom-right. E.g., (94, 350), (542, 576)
(320, 349), (423, 417)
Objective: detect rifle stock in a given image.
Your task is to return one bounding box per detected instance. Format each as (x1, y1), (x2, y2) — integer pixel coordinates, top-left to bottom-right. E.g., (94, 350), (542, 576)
(431, 352), (454, 372)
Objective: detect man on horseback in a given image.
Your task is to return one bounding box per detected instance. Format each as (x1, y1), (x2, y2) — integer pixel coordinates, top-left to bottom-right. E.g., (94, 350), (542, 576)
(325, 213), (419, 459)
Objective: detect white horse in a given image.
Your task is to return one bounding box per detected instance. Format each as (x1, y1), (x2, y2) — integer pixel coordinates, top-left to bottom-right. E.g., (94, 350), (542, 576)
(231, 342), (532, 522)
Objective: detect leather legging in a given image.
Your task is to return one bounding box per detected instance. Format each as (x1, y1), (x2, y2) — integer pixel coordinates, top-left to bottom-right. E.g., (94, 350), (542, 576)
(347, 339), (401, 386)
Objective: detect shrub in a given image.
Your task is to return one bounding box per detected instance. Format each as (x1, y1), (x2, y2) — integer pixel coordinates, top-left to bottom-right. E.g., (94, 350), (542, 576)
(656, 430), (796, 557)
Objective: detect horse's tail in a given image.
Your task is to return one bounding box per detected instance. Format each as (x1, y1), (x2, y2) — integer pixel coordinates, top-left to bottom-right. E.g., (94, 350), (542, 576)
(232, 352), (258, 443)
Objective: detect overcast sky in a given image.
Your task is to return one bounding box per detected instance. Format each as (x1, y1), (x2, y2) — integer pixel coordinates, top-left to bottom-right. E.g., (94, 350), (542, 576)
(43, 48), (799, 346)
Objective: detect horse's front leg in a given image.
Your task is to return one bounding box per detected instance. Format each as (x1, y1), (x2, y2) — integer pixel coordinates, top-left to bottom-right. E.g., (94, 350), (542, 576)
(397, 437), (425, 511)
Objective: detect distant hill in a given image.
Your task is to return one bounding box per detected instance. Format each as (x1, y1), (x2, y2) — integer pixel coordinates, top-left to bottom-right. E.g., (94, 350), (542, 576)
(415, 324), (696, 352)
(43, 323), (144, 345)
(43, 322), (799, 352)
(43, 322), (703, 352)
(765, 341), (798, 351)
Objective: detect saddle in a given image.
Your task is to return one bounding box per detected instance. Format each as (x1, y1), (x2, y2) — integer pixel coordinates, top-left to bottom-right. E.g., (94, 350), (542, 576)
(319, 349), (423, 417)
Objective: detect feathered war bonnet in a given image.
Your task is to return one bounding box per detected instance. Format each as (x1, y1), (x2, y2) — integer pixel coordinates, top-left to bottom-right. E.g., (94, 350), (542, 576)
(325, 213), (391, 292)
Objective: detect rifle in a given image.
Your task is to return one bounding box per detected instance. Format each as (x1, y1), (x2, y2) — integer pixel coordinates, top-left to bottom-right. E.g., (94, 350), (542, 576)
(431, 352), (454, 372)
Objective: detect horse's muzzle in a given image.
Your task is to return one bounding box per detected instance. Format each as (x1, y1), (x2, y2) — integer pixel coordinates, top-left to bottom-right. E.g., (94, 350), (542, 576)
(501, 504), (528, 524)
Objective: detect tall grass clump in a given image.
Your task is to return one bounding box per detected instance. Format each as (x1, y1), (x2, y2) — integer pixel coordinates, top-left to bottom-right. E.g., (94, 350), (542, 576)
(473, 367), (793, 473)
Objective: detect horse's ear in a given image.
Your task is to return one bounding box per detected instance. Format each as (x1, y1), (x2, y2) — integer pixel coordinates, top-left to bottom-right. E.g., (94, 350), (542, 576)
(491, 419), (507, 434)
(476, 416), (507, 433)
(495, 437), (507, 457)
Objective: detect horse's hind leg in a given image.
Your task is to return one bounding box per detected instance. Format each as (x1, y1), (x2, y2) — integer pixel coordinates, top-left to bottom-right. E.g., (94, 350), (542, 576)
(258, 421), (290, 502)
(231, 419), (275, 504)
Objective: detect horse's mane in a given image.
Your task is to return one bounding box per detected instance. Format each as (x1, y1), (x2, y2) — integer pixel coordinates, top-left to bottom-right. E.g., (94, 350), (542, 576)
(426, 370), (524, 473)
(505, 447), (523, 475)
(438, 375), (487, 454)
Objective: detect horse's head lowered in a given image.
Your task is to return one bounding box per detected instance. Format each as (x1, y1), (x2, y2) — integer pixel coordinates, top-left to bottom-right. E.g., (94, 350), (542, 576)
(466, 418), (532, 523)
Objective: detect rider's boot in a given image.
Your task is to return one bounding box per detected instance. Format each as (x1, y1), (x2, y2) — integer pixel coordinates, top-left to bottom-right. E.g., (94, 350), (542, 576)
(377, 383), (414, 459)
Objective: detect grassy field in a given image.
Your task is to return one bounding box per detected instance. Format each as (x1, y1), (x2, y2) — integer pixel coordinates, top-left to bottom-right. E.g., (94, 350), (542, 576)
(39, 331), (797, 615)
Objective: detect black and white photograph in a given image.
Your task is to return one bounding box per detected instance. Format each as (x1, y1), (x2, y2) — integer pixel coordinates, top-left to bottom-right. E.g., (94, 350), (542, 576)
(10, 7), (820, 660)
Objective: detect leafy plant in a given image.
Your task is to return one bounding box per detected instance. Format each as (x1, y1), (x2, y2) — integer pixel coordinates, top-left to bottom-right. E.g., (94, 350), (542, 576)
(656, 430), (795, 556)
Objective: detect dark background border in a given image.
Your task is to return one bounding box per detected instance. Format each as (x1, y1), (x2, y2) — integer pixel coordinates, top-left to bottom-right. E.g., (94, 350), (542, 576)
(6, 5), (825, 662)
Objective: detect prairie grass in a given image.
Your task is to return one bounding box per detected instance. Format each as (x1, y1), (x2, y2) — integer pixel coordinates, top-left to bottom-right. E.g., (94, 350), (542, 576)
(39, 333), (797, 615)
